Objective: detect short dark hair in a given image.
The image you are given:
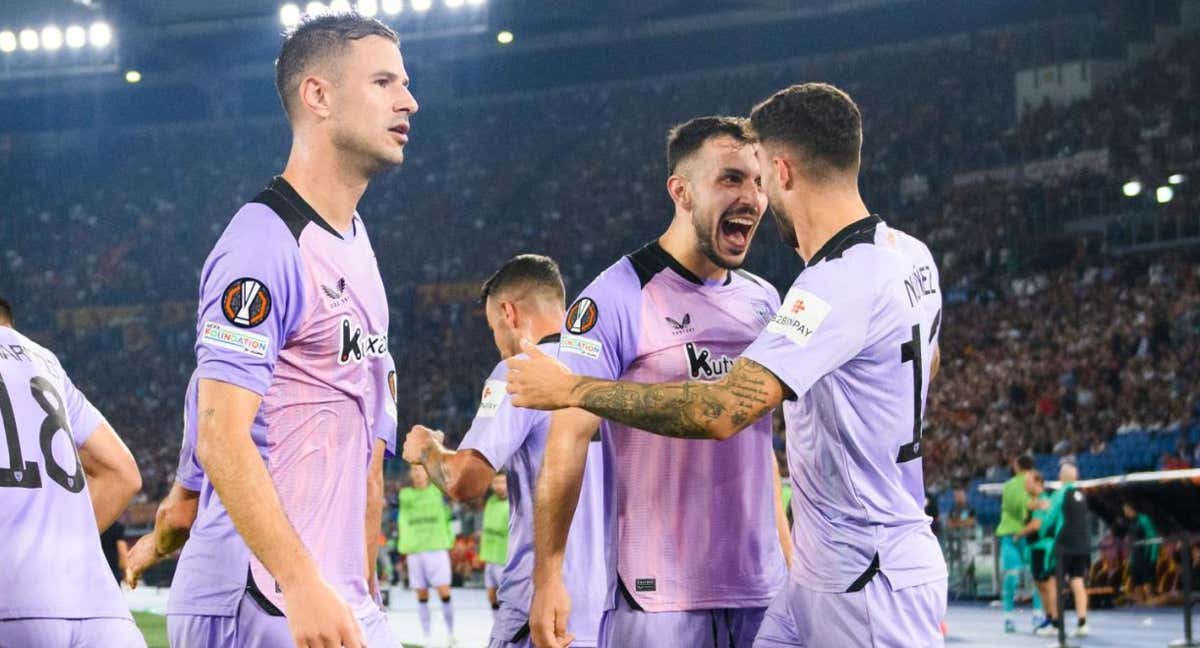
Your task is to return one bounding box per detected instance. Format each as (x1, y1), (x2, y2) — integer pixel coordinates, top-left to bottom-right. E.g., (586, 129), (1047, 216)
(666, 116), (753, 175)
(275, 12), (399, 121)
(480, 254), (565, 306)
(0, 296), (11, 326)
(1016, 454), (1035, 471)
(749, 82), (862, 180)
(1029, 470), (1044, 484)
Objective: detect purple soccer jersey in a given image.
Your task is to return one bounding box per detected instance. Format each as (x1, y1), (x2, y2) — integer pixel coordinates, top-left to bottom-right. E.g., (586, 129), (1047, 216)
(0, 327), (132, 622)
(556, 241), (787, 613)
(741, 215), (947, 595)
(459, 339), (607, 647)
(170, 176), (396, 620)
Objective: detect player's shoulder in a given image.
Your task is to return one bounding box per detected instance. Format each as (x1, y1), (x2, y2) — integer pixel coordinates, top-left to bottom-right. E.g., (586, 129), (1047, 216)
(0, 328), (64, 372)
(580, 251), (644, 299)
(732, 268), (781, 303)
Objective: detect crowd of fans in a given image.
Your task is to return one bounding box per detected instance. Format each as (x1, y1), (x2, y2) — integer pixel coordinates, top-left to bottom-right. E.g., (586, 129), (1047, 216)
(1, 20), (1197, 520)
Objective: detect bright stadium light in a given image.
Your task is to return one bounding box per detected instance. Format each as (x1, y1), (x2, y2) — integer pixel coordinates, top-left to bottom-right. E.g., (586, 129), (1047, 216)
(356, 0), (379, 16)
(466, 0), (485, 5)
(1122, 180), (1142, 198)
(41, 26), (63, 51)
(382, 0), (403, 14)
(306, 2), (329, 16)
(125, 69), (142, 83)
(1156, 186), (1174, 204)
(280, 3), (301, 26)
(496, 30), (513, 44)
(446, 0), (465, 7)
(0, 31), (16, 54)
(89, 21), (112, 48)
(65, 25), (87, 48)
(1169, 173), (1186, 185)
(330, 0), (352, 12)
(411, 0), (432, 12)
(19, 29), (39, 51)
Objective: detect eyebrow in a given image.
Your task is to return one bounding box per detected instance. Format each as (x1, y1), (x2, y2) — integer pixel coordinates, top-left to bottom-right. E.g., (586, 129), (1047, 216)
(371, 71), (409, 85)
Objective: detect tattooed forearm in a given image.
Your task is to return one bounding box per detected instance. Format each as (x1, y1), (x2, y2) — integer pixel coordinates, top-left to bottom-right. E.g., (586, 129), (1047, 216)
(419, 444), (454, 492)
(569, 359), (784, 440)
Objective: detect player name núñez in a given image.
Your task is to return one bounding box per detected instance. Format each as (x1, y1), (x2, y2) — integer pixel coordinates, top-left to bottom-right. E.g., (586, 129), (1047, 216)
(904, 264), (938, 307)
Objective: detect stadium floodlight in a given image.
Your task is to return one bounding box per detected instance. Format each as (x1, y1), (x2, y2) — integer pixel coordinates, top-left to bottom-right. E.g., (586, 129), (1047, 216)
(356, 0), (378, 16)
(411, 0), (432, 12)
(1168, 173), (1185, 185)
(306, 2), (329, 16)
(0, 31), (16, 54)
(330, 0), (352, 12)
(496, 30), (513, 44)
(382, 0), (403, 14)
(19, 29), (39, 51)
(1122, 180), (1142, 198)
(466, 0), (485, 5)
(125, 69), (141, 84)
(65, 25), (86, 48)
(446, 0), (465, 8)
(41, 26), (63, 51)
(88, 21), (112, 48)
(1156, 186), (1173, 204)
(280, 3), (302, 26)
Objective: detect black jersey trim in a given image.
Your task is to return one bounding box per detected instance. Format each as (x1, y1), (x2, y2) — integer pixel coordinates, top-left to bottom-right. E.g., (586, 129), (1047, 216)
(245, 567), (286, 617)
(537, 333), (561, 345)
(627, 240), (734, 288)
(250, 176), (344, 242)
(845, 552), (881, 593)
(805, 214), (883, 269)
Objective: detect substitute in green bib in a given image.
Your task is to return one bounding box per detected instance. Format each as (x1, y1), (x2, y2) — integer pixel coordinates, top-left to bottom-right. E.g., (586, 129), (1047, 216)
(480, 473), (510, 619)
(996, 454), (1042, 632)
(399, 465), (456, 645)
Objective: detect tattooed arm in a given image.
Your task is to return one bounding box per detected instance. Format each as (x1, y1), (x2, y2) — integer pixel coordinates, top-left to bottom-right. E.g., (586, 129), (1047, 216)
(507, 341), (789, 441)
(402, 425), (496, 501)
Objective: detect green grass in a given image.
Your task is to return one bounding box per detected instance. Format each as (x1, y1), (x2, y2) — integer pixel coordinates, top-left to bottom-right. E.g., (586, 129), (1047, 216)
(133, 611), (169, 648)
(134, 611), (423, 647)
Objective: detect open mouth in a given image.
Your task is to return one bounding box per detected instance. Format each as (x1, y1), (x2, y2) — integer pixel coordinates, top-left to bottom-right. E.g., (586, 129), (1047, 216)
(719, 214), (756, 252)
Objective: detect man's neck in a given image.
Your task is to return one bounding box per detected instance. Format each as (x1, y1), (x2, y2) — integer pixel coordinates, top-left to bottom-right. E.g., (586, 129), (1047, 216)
(658, 214), (726, 282)
(281, 141), (368, 234)
(786, 186), (870, 264)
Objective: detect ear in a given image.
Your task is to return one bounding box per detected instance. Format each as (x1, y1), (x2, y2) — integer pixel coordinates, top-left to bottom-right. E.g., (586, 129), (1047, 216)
(774, 156), (793, 191)
(666, 174), (692, 212)
(501, 300), (520, 328)
(298, 75), (333, 119)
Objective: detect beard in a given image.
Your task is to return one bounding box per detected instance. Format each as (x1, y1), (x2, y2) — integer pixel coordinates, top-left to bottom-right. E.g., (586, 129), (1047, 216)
(331, 122), (404, 178)
(692, 205), (755, 271)
(768, 197), (798, 249)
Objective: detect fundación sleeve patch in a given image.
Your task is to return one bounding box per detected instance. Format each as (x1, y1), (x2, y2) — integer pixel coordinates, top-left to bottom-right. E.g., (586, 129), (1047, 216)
(476, 380), (507, 418)
(766, 288), (832, 347)
(202, 321), (270, 358)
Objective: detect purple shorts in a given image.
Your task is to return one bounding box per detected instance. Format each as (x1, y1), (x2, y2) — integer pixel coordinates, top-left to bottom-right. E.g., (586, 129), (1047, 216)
(597, 587), (765, 648)
(406, 550), (451, 590)
(753, 574), (947, 647)
(167, 590), (396, 647)
(0, 617), (145, 648)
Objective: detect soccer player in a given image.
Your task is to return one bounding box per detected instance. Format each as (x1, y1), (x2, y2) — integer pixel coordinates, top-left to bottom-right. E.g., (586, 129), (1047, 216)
(401, 254), (606, 648)
(1018, 471), (1059, 636)
(996, 453), (1040, 632)
(0, 303), (146, 647)
(514, 116), (790, 648)
(481, 473), (510, 619)
(174, 12), (414, 648)
(507, 83), (949, 647)
(398, 465), (456, 645)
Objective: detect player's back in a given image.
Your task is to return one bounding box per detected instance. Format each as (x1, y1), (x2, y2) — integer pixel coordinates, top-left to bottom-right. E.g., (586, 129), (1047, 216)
(558, 241), (786, 612)
(0, 327), (131, 622)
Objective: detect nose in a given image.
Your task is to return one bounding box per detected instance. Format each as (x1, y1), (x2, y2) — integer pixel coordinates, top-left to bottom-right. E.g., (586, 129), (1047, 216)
(397, 85), (419, 115)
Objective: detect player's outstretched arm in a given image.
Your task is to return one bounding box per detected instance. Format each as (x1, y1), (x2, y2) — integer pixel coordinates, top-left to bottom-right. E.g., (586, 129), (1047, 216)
(508, 341), (786, 440)
(125, 481), (199, 589)
(78, 421), (142, 532)
(402, 425), (496, 501)
(196, 378), (365, 648)
(366, 438), (386, 600)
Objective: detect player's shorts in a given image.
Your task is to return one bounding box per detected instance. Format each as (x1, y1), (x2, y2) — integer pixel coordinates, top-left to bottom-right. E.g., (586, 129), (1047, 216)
(407, 550), (452, 590)
(1060, 553), (1090, 581)
(167, 590), (396, 647)
(1130, 553), (1155, 586)
(999, 535), (1027, 572)
(753, 574), (947, 648)
(597, 585), (765, 648)
(485, 563), (504, 589)
(0, 617), (146, 648)
(1030, 549), (1053, 582)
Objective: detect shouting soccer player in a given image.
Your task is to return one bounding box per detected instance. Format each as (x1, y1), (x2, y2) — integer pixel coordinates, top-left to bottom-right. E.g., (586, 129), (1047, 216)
(171, 12), (413, 648)
(517, 117), (790, 648)
(508, 84), (947, 647)
(402, 255), (607, 648)
(0, 300), (146, 647)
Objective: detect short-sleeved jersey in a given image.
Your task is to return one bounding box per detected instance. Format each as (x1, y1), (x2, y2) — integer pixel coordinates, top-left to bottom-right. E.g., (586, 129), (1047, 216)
(175, 176), (395, 619)
(460, 339), (606, 645)
(742, 215), (947, 593)
(556, 241), (786, 612)
(0, 327), (131, 621)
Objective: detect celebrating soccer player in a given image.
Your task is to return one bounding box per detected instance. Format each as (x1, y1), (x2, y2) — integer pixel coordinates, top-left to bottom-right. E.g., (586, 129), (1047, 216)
(508, 84), (948, 647)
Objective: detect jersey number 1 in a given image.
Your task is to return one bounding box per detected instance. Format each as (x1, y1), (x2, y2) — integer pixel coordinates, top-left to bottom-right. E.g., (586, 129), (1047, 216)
(0, 372), (86, 492)
(896, 324), (923, 463)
